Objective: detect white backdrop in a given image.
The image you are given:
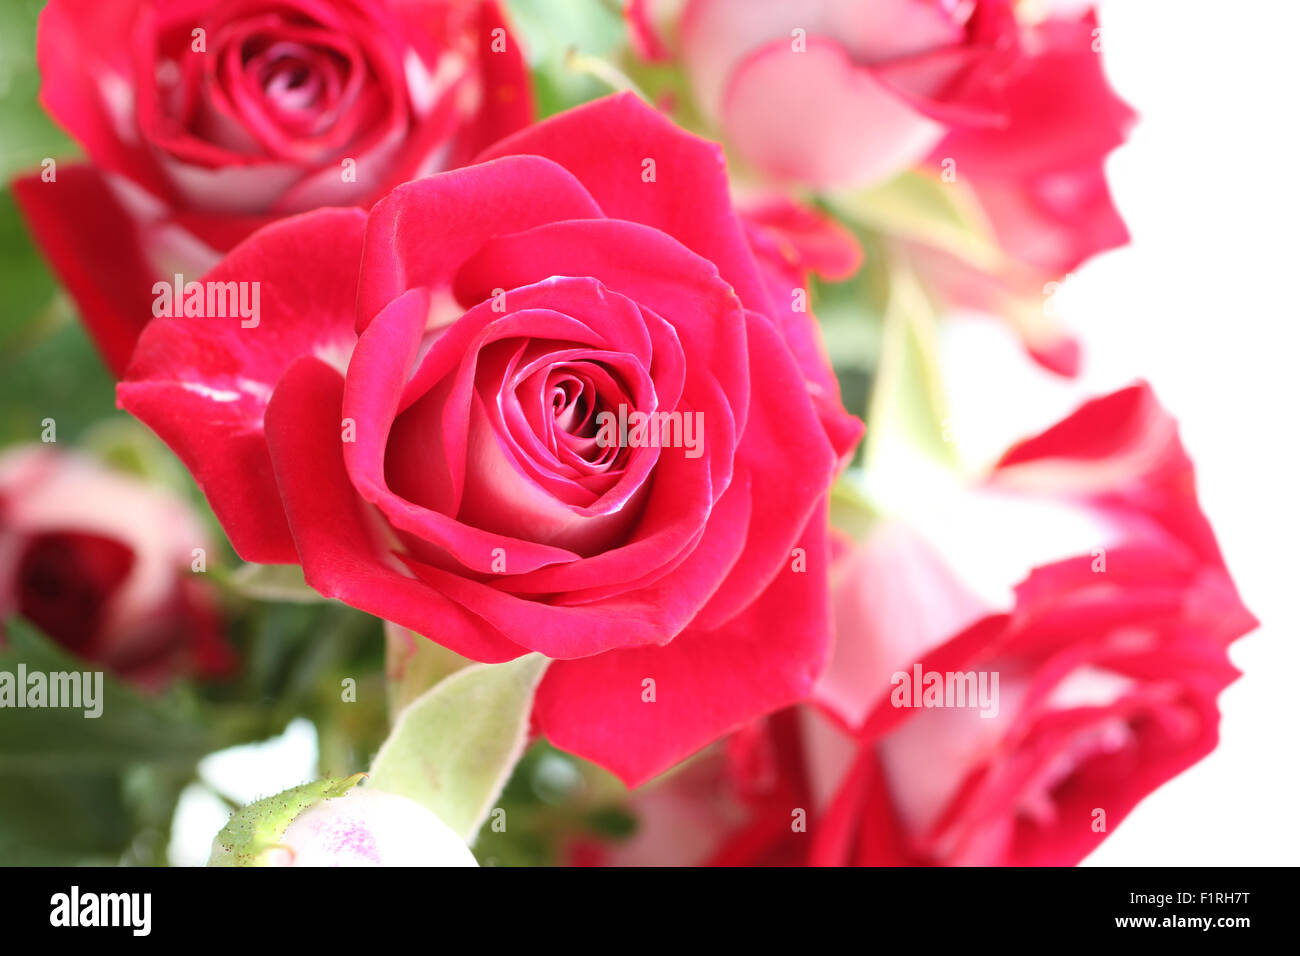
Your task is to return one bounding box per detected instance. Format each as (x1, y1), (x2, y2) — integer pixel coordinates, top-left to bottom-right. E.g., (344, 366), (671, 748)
(941, 0), (1300, 865)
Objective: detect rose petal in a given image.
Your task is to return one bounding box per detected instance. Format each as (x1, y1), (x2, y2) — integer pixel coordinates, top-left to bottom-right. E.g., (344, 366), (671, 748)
(118, 206), (367, 562)
(264, 354), (525, 662)
(534, 503), (833, 786)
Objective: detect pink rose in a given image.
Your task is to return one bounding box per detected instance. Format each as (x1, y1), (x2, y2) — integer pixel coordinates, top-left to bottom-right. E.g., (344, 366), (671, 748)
(578, 385), (1254, 865)
(12, 0), (532, 376)
(0, 446), (230, 687)
(629, 2), (1135, 375)
(628, 0), (1023, 187)
(118, 93), (862, 784)
(815, 384), (1255, 864)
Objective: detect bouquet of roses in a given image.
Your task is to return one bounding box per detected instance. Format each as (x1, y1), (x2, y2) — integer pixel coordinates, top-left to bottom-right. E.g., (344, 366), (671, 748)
(0, 0), (1253, 867)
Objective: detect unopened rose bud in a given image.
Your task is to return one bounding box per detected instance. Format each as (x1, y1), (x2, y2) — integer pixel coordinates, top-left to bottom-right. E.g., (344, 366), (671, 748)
(271, 788), (477, 867)
(209, 775), (476, 867)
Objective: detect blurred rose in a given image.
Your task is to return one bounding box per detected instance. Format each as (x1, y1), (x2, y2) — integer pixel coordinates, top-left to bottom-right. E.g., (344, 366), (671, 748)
(12, 0), (532, 375)
(932, 7), (1134, 281)
(583, 385), (1255, 866)
(267, 788), (477, 867)
(912, 4), (1136, 375)
(569, 716), (808, 867)
(628, 0), (1022, 188)
(0, 446), (230, 687)
(568, 748), (751, 867)
(626, 3), (1135, 348)
(818, 384), (1253, 865)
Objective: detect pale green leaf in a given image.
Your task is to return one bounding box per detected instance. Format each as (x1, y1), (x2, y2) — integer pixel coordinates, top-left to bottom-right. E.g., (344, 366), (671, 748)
(368, 653), (548, 843)
(863, 266), (955, 474)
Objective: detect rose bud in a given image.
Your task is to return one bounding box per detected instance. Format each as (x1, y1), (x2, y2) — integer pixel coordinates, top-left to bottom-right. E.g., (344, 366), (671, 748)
(209, 776), (477, 867)
(12, 0), (533, 375)
(0, 445), (230, 687)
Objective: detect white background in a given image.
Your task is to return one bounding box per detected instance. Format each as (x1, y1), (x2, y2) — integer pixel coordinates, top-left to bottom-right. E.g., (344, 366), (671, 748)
(942, 0), (1300, 865)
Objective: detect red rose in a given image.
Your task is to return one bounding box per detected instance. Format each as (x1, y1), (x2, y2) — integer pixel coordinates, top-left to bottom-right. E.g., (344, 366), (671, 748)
(0, 446), (230, 687)
(12, 0), (532, 376)
(118, 93), (862, 784)
(585, 385), (1254, 864)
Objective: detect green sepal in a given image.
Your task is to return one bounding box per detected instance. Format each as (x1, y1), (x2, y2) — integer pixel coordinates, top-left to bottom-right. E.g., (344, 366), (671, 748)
(206, 772), (366, 866)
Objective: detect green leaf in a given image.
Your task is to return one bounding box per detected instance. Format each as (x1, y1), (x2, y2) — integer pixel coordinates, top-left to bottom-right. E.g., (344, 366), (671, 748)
(504, 0), (628, 117)
(0, 187), (59, 352)
(0, 619), (209, 863)
(368, 653), (549, 843)
(0, 319), (119, 446)
(505, 0), (625, 65)
(0, 618), (212, 773)
(0, 0), (76, 182)
(862, 264), (958, 485)
(0, 771), (134, 865)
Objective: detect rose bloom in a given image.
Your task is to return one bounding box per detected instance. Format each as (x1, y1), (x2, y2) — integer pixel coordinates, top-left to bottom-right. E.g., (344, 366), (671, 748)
(627, 1), (1135, 374)
(577, 385), (1254, 865)
(0, 446), (230, 687)
(12, 0), (532, 376)
(628, 0), (1129, 189)
(118, 92), (862, 784)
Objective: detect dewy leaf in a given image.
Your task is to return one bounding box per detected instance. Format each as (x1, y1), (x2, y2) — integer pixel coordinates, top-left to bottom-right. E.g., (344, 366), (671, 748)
(368, 653), (549, 843)
(207, 773), (366, 867)
(226, 562), (323, 603)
